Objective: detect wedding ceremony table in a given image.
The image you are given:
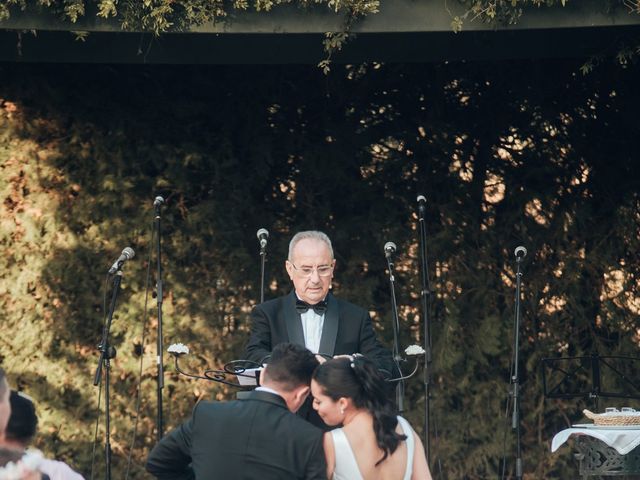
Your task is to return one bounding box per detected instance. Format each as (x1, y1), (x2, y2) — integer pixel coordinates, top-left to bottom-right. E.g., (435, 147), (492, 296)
(552, 425), (640, 478)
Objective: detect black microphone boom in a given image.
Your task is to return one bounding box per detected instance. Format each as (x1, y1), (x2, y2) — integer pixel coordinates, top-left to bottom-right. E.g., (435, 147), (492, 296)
(257, 228), (269, 304)
(514, 246), (527, 259)
(257, 228), (269, 249)
(384, 241), (396, 257)
(417, 195), (427, 218)
(384, 241), (397, 268)
(108, 247), (135, 274)
(383, 240), (404, 411)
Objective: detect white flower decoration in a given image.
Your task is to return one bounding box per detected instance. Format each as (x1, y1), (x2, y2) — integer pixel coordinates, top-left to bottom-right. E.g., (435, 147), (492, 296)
(20, 450), (43, 470)
(0, 450), (43, 480)
(167, 343), (190, 356)
(405, 345), (426, 356)
(0, 461), (20, 480)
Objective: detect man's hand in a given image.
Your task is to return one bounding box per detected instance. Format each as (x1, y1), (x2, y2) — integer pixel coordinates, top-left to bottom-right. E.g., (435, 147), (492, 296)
(333, 353), (362, 361)
(332, 354), (352, 361)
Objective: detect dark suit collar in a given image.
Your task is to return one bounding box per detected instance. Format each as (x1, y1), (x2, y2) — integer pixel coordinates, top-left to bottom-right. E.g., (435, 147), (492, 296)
(318, 292), (338, 357)
(246, 389), (289, 410)
(284, 291), (305, 346)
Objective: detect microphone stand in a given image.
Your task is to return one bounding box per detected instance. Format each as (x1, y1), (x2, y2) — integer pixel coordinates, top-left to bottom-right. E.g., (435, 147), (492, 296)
(259, 242), (267, 304)
(386, 253), (404, 412)
(417, 201), (433, 462)
(154, 197), (165, 441)
(511, 254), (525, 480)
(93, 271), (123, 480)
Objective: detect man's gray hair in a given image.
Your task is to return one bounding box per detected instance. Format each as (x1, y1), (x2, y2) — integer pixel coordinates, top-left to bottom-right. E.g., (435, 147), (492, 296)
(288, 231), (334, 261)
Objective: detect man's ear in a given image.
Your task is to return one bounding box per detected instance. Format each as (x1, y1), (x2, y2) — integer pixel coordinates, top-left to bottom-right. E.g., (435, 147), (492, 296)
(295, 385), (310, 403)
(285, 385), (310, 413)
(285, 260), (294, 280)
(292, 385), (310, 411)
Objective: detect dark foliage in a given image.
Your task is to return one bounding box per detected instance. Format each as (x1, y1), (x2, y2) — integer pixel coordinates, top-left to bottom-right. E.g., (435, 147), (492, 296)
(0, 59), (638, 478)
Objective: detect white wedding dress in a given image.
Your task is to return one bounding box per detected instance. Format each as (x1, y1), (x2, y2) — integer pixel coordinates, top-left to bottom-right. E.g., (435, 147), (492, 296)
(330, 416), (414, 480)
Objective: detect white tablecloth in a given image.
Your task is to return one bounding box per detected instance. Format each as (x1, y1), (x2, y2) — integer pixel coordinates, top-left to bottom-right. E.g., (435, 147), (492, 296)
(552, 426), (640, 455)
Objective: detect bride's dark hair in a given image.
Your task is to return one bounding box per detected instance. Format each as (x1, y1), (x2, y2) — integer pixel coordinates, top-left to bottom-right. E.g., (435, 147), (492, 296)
(312, 355), (406, 465)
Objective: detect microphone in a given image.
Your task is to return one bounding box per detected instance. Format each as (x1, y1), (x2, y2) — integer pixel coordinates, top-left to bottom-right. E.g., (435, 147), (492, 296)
(384, 241), (396, 267)
(257, 228), (269, 249)
(108, 247), (135, 274)
(417, 195), (426, 215)
(514, 246), (527, 260)
(153, 196), (165, 207)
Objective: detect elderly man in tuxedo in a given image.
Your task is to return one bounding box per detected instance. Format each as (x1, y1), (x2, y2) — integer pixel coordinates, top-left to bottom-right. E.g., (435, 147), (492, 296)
(245, 230), (394, 377)
(146, 343), (325, 480)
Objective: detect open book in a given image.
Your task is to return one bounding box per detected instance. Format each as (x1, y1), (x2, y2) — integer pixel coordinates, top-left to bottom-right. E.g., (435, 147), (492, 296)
(236, 367), (262, 386)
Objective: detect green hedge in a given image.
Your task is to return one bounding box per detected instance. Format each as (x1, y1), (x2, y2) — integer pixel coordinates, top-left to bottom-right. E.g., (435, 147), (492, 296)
(0, 60), (639, 478)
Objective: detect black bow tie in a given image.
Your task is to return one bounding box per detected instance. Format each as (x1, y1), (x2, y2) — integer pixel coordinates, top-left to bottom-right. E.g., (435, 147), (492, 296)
(296, 299), (327, 315)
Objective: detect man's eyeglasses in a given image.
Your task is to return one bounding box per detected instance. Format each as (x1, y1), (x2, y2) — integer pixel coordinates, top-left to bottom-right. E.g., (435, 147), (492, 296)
(289, 262), (334, 278)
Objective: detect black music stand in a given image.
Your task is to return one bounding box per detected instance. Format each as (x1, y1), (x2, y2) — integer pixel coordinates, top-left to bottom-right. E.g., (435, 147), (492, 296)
(542, 353), (640, 409)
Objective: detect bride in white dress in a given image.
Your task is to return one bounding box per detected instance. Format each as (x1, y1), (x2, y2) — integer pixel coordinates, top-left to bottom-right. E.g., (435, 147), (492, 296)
(311, 355), (432, 480)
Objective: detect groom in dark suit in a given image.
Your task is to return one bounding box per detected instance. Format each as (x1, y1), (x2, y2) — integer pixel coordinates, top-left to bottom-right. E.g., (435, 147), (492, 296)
(245, 231), (395, 428)
(146, 343), (326, 480)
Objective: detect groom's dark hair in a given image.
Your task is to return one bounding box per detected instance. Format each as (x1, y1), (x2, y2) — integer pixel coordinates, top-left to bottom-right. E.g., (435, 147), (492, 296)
(262, 343), (318, 392)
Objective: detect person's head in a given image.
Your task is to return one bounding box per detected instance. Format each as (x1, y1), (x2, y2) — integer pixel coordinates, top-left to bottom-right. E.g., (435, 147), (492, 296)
(311, 355), (406, 465)
(0, 369), (10, 439)
(285, 231), (335, 305)
(261, 343), (319, 413)
(5, 392), (37, 449)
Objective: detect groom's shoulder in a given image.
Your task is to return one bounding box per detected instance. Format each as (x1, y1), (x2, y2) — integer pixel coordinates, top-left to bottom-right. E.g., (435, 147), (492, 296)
(287, 412), (325, 438)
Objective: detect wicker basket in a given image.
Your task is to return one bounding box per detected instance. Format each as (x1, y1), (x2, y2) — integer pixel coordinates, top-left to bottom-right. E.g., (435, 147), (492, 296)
(583, 409), (640, 426)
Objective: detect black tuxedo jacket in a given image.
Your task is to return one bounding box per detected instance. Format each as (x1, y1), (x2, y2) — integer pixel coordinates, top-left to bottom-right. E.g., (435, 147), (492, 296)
(245, 291), (394, 375)
(146, 390), (326, 480)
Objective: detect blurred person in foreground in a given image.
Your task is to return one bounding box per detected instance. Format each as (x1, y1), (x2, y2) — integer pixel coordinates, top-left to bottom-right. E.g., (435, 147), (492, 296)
(0, 447), (45, 480)
(0, 368), (47, 480)
(312, 355), (432, 480)
(146, 343), (326, 480)
(3, 391), (84, 480)
(0, 369), (9, 438)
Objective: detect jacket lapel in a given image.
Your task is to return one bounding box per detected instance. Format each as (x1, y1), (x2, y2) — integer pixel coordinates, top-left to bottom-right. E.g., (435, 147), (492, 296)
(284, 291), (305, 347)
(318, 293), (338, 357)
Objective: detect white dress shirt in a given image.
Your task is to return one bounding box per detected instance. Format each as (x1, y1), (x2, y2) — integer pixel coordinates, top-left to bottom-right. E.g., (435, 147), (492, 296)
(296, 298), (325, 354)
(255, 386), (282, 397)
(40, 458), (85, 480)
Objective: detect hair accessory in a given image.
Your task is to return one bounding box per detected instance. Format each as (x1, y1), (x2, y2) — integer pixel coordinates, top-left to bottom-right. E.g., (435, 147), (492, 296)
(350, 353), (363, 369)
